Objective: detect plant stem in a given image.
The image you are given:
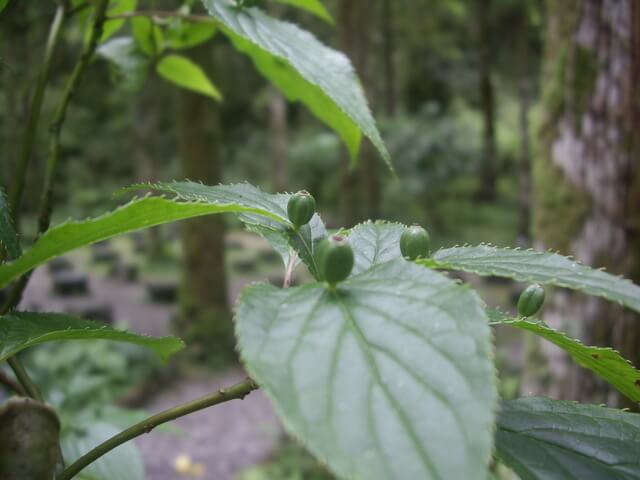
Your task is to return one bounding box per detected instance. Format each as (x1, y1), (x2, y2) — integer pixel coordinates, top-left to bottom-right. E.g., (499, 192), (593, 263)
(8, 5), (66, 224)
(7, 357), (42, 401)
(0, 369), (26, 396)
(283, 252), (297, 288)
(107, 10), (214, 23)
(38, 0), (110, 235)
(57, 378), (259, 480)
(2, 0), (108, 406)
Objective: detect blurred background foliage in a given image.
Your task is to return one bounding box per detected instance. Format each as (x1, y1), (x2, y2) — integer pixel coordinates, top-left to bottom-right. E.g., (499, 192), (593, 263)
(1, 0), (639, 478)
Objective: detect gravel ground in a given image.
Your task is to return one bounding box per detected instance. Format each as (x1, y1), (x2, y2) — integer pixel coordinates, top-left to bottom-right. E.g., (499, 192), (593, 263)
(135, 368), (280, 480)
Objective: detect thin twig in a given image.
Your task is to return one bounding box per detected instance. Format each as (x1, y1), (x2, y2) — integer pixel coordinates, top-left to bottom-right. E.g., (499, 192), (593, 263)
(3, 0), (109, 405)
(7, 358), (42, 401)
(57, 378), (259, 480)
(107, 11), (215, 23)
(38, 0), (110, 235)
(0, 368), (26, 396)
(8, 5), (66, 225)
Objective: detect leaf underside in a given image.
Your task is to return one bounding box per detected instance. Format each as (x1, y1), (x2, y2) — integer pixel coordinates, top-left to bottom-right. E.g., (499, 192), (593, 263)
(426, 245), (640, 314)
(133, 181), (327, 277)
(347, 221), (406, 276)
(489, 310), (640, 403)
(0, 195), (280, 288)
(0, 311), (183, 362)
(496, 397), (640, 480)
(236, 259), (497, 480)
(201, 0), (392, 169)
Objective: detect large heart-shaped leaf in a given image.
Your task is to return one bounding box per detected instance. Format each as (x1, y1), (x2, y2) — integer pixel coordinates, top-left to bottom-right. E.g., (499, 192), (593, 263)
(0, 195), (283, 288)
(201, 0), (392, 169)
(236, 259), (497, 480)
(134, 181), (327, 277)
(496, 397), (640, 480)
(489, 310), (640, 403)
(0, 311), (183, 362)
(424, 245), (640, 314)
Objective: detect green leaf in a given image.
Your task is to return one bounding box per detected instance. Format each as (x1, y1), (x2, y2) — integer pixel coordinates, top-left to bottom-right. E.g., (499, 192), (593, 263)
(272, 0), (334, 23)
(347, 221), (405, 275)
(156, 54), (222, 100)
(0, 195), (283, 288)
(0, 311), (183, 362)
(62, 421), (145, 480)
(489, 310), (640, 403)
(97, 37), (149, 90)
(165, 19), (217, 50)
(0, 0), (8, 14)
(201, 0), (392, 169)
(134, 181), (327, 278)
(131, 16), (164, 56)
(0, 187), (21, 261)
(496, 397), (640, 480)
(236, 259), (497, 480)
(425, 245), (640, 314)
(101, 0), (138, 43)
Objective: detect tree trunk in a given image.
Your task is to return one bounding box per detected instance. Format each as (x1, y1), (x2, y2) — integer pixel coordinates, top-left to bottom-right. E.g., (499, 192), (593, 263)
(269, 86), (288, 192)
(531, 0), (640, 407)
(474, 0), (498, 201)
(337, 0), (380, 224)
(517, 9), (532, 243)
(176, 42), (233, 362)
(133, 76), (166, 260)
(381, 0), (397, 117)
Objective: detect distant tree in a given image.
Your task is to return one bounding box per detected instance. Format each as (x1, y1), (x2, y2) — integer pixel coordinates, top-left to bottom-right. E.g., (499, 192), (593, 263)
(176, 41), (233, 362)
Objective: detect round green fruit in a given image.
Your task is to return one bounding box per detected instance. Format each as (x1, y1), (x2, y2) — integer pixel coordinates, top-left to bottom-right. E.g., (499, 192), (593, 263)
(316, 235), (354, 286)
(399, 224), (431, 260)
(287, 191), (316, 228)
(517, 284), (545, 317)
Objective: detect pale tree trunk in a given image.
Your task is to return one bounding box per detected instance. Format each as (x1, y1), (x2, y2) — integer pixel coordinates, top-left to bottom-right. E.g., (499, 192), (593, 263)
(474, 0), (498, 201)
(530, 0), (640, 407)
(176, 42), (233, 362)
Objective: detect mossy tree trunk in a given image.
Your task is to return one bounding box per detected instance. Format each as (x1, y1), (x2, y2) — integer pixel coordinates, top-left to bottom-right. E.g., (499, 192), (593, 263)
(176, 42), (234, 362)
(531, 0), (640, 407)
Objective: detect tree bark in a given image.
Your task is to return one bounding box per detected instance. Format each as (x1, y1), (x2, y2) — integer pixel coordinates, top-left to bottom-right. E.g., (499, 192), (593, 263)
(517, 9), (532, 242)
(176, 42), (233, 362)
(269, 86), (288, 192)
(381, 0), (397, 117)
(474, 0), (498, 201)
(133, 75), (166, 260)
(531, 0), (640, 407)
(337, 0), (380, 224)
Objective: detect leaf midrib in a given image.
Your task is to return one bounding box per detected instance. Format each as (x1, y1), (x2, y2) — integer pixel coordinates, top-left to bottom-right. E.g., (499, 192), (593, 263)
(332, 289), (439, 479)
